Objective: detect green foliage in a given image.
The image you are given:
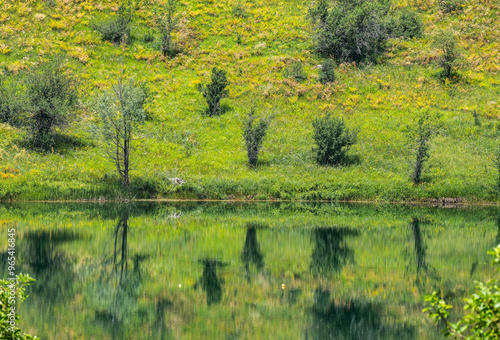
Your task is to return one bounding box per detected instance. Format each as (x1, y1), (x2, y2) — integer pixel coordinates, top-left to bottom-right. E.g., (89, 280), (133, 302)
(197, 67), (229, 116)
(283, 61), (307, 83)
(0, 274), (37, 339)
(25, 58), (79, 151)
(387, 8), (423, 39)
(312, 114), (358, 166)
(424, 245), (500, 339)
(318, 59), (336, 84)
(433, 30), (462, 80)
(308, 0), (329, 25)
(94, 1), (132, 44)
(243, 108), (272, 167)
(232, 0), (249, 18)
(93, 78), (147, 187)
(0, 77), (22, 126)
(494, 145), (500, 192)
(314, 0), (389, 63)
(405, 111), (442, 185)
(440, 0), (465, 13)
(156, 0), (179, 57)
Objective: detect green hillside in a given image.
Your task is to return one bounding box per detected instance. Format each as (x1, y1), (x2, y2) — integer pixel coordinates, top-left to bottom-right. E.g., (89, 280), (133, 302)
(0, 0), (499, 201)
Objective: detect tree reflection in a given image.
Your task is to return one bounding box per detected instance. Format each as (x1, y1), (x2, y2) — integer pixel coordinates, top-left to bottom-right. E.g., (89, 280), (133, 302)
(310, 227), (358, 276)
(410, 217), (438, 288)
(241, 222), (265, 281)
(92, 208), (149, 339)
(195, 258), (226, 306)
(306, 287), (415, 339)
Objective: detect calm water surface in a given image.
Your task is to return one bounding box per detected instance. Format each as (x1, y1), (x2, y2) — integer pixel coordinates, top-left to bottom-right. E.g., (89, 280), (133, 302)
(0, 202), (498, 339)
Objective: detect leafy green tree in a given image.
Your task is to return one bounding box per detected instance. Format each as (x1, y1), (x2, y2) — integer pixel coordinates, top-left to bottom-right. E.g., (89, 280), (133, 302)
(243, 109), (272, 167)
(156, 0), (179, 57)
(405, 111), (442, 184)
(0, 274), (37, 339)
(312, 114), (358, 166)
(197, 67), (229, 116)
(387, 8), (423, 39)
(25, 58), (79, 151)
(93, 78), (147, 187)
(424, 245), (500, 339)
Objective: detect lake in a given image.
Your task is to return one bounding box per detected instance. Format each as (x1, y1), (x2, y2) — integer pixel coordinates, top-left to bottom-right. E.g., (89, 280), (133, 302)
(0, 202), (498, 339)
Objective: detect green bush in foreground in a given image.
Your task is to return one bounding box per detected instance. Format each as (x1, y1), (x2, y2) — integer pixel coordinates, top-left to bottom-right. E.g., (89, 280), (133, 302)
(424, 245), (500, 339)
(312, 114), (357, 166)
(197, 67), (229, 116)
(0, 274), (37, 339)
(243, 109), (272, 167)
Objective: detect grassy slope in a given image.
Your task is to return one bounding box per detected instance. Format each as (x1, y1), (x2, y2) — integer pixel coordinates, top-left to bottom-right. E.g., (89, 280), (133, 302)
(0, 0), (499, 201)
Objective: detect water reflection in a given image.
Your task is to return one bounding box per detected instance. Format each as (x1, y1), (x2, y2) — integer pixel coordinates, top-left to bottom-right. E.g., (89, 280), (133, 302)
(307, 287), (415, 339)
(410, 217), (438, 288)
(91, 210), (148, 339)
(195, 259), (226, 306)
(310, 227), (358, 276)
(241, 222), (265, 281)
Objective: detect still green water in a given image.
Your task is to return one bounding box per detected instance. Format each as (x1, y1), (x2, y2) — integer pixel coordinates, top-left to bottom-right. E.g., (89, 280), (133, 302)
(0, 202), (498, 339)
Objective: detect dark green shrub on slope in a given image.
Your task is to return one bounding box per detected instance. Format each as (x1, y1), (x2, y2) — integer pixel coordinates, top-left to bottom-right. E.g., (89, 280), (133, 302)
(197, 67), (229, 116)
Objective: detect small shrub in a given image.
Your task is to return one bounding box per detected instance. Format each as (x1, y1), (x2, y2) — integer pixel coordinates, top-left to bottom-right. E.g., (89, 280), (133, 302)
(25, 58), (79, 151)
(243, 108), (272, 167)
(405, 111), (442, 185)
(232, 1), (249, 18)
(0, 274), (37, 339)
(387, 8), (423, 39)
(94, 1), (132, 44)
(314, 0), (389, 63)
(433, 30), (462, 80)
(284, 61), (307, 82)
(156, 0), (179, 57)
(312, 114), (358, 166)
(197, 67), (229, 116)
(440, 0), (465, 13)
(318, 59), (335, 84)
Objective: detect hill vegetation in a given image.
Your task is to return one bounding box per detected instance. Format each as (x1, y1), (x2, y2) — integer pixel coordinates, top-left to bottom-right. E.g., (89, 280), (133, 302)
(0, 0), (499, 201)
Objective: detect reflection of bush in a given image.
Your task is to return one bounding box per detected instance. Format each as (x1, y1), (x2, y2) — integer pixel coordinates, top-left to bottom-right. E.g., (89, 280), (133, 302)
(310, 226), (358, 276)
(310, 288), (415, 339)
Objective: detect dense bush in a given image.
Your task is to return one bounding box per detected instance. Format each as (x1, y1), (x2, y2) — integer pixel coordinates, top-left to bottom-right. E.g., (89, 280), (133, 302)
(318, 59), (336, 84)
(197, 67), (229, 116)
(94, 1), (132, 44)
(243, 109), (272, 167)
(424, 245), (500, 339)
(25, 58), (79, 151)
(439, 0), (464, 13)
(0, 274), (37, 339)
(283, 61), (307, 82)
(312, 114), (358, 166)
(433, 30), (462, 80)
(387, 8), (423, 39)
(232, 1), (249, 18)
(0, 78), (22, 125)
(313, 0), (389, 63)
